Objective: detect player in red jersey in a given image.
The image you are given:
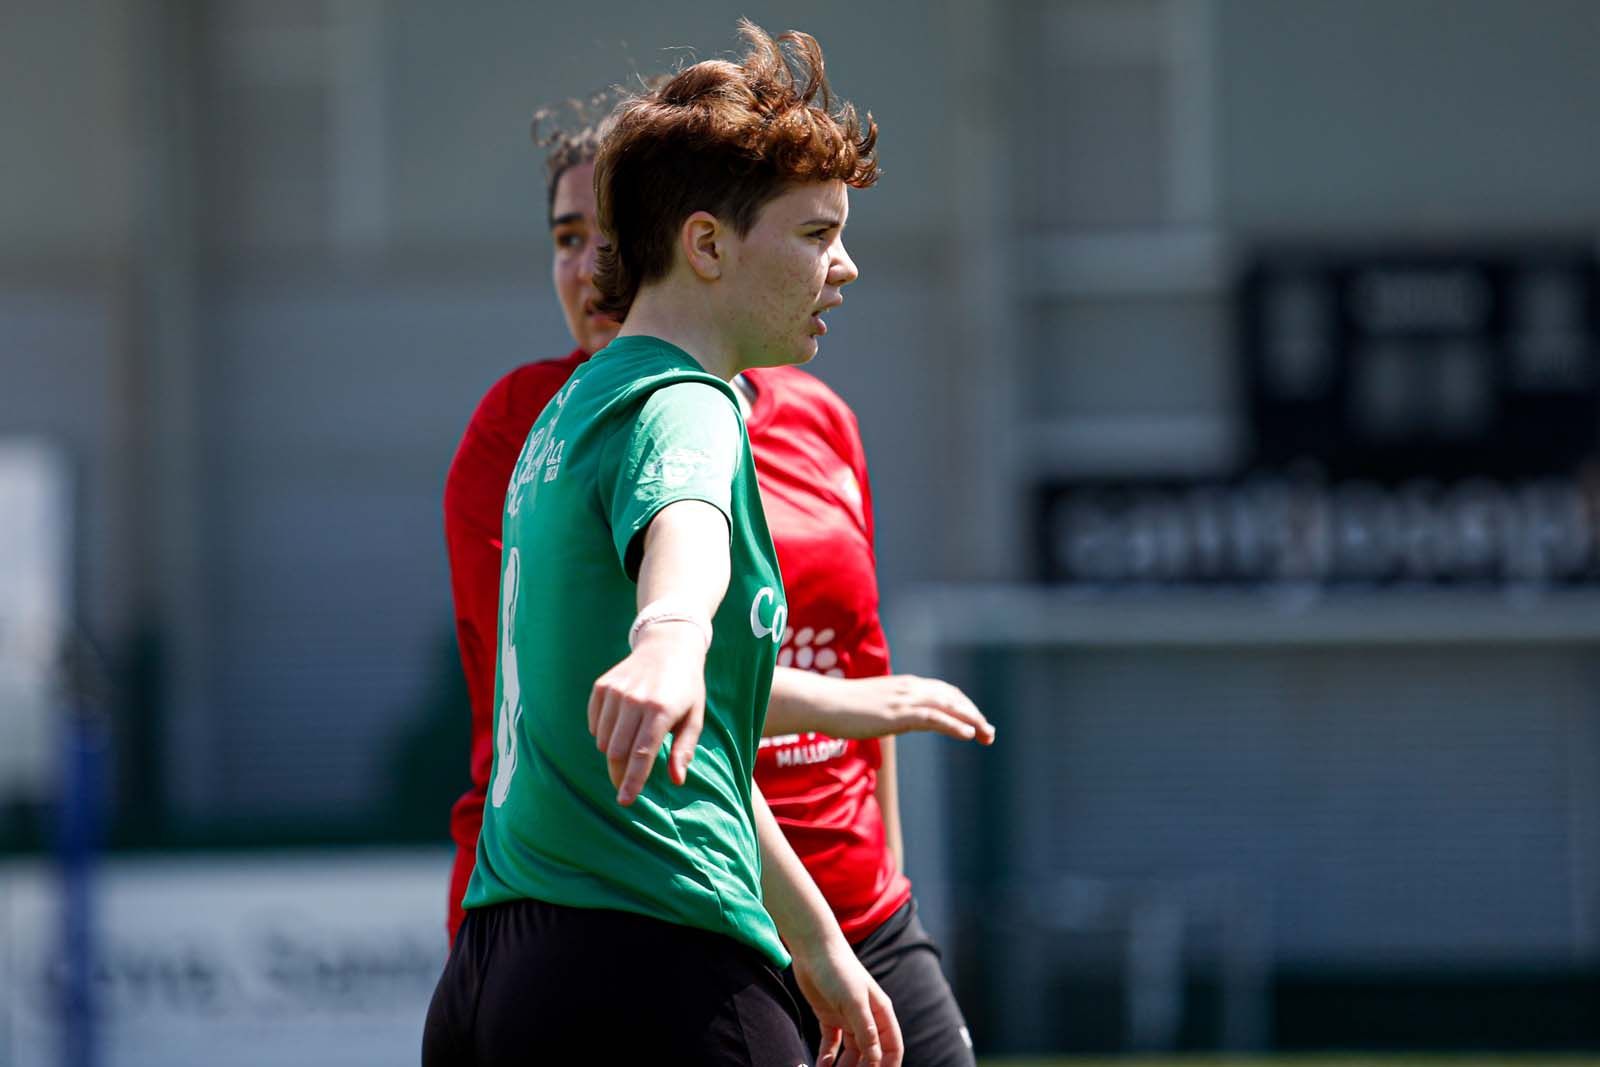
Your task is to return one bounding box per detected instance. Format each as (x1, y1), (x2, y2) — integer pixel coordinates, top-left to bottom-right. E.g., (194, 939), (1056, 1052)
(442, 97), (993, 1067)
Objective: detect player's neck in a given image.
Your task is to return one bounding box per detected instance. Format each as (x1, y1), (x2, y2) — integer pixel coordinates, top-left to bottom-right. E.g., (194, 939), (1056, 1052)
(619, 284), (740, 381)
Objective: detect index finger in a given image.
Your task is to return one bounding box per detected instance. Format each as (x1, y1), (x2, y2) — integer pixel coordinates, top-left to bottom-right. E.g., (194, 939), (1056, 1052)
(667, 698), (704, 785)
(839, 997), (881, 1067)
(616, 707), (673, 805)
(926, 680), (994, 743)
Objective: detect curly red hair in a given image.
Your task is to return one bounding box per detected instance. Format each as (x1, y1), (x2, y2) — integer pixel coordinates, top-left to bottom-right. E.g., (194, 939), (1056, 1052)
(593, 20), (879, 318)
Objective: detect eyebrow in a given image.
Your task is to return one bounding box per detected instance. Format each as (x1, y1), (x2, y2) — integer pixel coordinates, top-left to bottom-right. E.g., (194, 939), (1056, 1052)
(799, 217), (844, 229)
(549, 212), (584, 228)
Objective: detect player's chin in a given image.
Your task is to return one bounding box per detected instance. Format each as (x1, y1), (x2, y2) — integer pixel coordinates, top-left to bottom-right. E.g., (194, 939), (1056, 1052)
(751, 335), (818, 369)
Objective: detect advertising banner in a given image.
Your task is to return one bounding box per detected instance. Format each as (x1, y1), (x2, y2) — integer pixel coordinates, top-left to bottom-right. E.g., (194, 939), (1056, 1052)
(1034, 247), (1600, 585)
(1, 851), (451, 1067)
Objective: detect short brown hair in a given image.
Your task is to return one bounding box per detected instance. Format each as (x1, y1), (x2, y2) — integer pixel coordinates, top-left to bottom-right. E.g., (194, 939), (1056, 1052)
(593, 20), (879, 319)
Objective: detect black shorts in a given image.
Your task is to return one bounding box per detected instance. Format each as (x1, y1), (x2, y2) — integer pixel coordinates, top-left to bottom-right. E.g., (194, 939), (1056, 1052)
(424, 898), (812, 1067)
(785, 897), (976, 1067)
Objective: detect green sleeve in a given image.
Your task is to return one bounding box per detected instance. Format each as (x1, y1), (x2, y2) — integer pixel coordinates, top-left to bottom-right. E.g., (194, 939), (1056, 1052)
(600, 381), (742, 579)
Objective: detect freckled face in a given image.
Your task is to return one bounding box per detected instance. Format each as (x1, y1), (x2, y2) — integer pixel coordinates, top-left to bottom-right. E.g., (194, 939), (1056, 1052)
(549, 161), (621, 356)
(721, 180), (858, 370)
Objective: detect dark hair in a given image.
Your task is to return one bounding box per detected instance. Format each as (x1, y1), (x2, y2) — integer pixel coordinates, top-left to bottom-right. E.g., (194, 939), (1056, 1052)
(593, 20), (878, 319)
(531, 89), (620, 224)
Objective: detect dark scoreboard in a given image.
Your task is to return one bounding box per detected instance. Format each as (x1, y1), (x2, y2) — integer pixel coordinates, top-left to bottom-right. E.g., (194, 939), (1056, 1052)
(1034, 247), (1600, 585)
(1242, 248), (1600, 478)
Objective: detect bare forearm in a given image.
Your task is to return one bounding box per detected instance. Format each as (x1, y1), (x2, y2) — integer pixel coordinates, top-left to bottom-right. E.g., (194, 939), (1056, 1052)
(754, 785), (847, 959)
(874, 736), (903, 872)
(755, 776), (904, 1064)
(764, 666), (845, 735)
(763, 668), (996, 744)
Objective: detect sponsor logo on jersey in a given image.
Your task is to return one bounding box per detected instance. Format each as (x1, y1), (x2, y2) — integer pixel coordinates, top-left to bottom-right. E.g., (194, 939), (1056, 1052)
(749, 586), (787, 644)
(643, 446), (716, 490)
(761, 615), (852, 768)
(506, 376), (581, 515)
(777, 623), (845, 677)
(758, 731), (850, 767)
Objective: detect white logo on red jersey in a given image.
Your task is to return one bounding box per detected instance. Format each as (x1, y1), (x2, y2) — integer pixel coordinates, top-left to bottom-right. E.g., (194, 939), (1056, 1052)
(758, 731), (849, 767)
(777, 625), (845, 678)
(762, 617), (851, 769)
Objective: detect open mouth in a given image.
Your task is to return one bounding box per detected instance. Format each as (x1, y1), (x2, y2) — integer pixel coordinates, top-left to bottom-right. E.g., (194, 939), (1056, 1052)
(811, 299), (842, 336)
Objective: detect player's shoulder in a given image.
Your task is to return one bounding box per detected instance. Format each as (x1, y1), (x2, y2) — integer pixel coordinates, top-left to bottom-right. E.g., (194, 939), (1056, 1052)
(750, 364), (853, 413)
(467, 349), (587, 434)
(636, 377), (735, 414)
(630, 380), (742, 452)
(480, 349), (587, 417)
(747, 365), (862, 443)
(446, 351), (586, 506)
(600, 345), (740, 417)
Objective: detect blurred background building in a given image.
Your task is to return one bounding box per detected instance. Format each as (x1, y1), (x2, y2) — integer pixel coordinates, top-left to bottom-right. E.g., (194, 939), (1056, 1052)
(3, 0), (1600, 1062)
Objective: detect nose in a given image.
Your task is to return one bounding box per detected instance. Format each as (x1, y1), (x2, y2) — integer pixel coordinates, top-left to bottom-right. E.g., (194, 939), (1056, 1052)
(829, 242), (859, 288)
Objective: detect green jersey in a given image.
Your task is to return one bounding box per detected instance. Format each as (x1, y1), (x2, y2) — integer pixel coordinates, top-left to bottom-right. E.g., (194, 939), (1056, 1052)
(463, 335), (789, 967)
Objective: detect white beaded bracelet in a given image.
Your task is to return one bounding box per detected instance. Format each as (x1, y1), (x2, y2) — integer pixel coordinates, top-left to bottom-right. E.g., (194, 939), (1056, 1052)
(628, 599), (713, 651)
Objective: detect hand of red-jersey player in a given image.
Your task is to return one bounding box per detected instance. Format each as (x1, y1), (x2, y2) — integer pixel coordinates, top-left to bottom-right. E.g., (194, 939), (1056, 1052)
(767, 669), (996, 745)
(588, 622), (707, 805)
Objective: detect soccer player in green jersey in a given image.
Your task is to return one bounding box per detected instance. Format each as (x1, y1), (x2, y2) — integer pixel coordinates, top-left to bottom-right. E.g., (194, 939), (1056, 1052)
(424, 23), (900, 1067)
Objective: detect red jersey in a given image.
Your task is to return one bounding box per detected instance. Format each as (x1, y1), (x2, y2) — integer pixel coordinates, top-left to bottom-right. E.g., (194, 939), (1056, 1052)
(442, 353), (909, 943)
(744, 366), (912, 942)
(442, 347), (589, 940)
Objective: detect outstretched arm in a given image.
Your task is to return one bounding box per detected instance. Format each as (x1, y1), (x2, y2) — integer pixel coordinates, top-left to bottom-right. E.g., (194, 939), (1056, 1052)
(755, 785), (903, 1067)
(765, 669), (995, 746)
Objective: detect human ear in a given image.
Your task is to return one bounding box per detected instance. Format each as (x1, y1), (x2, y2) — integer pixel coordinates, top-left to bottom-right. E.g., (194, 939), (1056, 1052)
(680, 211), (722, 281)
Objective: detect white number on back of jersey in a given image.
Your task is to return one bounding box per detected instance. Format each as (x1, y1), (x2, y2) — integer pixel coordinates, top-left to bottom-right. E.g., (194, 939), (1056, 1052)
(490, 547), (522, 808)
